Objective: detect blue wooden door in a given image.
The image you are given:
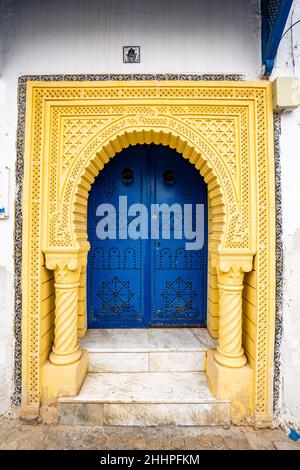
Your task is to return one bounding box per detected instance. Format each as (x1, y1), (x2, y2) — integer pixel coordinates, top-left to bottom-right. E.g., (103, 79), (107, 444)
(150, 146), (207, 326)
(87, 146), (149, 328)
(87, 144), (207, 328)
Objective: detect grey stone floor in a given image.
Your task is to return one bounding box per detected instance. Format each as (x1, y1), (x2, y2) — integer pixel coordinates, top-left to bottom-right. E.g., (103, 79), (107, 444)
(0, 417), (299, 450)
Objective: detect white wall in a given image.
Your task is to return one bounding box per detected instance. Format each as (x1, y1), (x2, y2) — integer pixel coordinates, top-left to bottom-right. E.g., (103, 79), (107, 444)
(0, 0), (267, 416)
(1, 0), (261, 77)
(272, 0), (300, 429)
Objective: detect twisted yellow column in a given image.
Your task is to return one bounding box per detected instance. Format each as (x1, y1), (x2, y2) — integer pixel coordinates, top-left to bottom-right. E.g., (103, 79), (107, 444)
(49, 263), (82, 365)
(214, 264), (247, 368)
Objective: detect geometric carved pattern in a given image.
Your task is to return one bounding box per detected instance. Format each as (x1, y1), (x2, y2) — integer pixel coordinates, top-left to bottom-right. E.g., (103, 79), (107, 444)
(97, 276), (134, 313)
(92, 247), (138, 271)
(159, 247), (205, 271)
(48, 104), (249, 249)
(63, 118), (111, 171)
(184, 118), (237, 178)
(161, 276), (198, 312)
(21, 80), (275, 425)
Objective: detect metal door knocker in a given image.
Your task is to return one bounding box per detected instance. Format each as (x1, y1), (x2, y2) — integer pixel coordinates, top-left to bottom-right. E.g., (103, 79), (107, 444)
(163, 169), (176, 186)
(121, 168), (134, 185)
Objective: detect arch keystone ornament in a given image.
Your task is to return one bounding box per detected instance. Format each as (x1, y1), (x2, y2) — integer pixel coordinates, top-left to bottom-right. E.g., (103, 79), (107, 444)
(21, 80), (275, 425)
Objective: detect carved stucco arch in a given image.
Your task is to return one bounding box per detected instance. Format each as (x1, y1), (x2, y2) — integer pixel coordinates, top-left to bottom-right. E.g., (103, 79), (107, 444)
(20, 81), (275, 427)
(57, 116), (238, 253)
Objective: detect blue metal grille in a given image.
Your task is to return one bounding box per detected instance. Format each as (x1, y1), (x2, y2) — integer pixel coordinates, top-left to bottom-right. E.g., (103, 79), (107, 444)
(266, 0), (282, 31)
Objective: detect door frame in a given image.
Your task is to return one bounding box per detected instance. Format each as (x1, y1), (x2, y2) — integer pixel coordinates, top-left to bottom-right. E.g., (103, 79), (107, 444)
(19, 78), (275, 426)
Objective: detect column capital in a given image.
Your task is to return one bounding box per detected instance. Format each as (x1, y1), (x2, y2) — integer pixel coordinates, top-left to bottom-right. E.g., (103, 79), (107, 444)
(211, 252), (253, 285)
(44, 249), (88, 284)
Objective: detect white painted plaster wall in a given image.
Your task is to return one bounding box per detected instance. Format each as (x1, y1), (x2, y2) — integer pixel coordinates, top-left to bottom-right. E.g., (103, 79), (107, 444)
(272, 0), (300, 429)
(8, 0), (300, 425)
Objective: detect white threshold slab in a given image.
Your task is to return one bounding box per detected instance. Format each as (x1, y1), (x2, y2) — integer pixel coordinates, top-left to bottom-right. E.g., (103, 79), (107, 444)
(58, 371), (225, 405)
(80, 328), (216, 353)
(58, 371), (230, 426)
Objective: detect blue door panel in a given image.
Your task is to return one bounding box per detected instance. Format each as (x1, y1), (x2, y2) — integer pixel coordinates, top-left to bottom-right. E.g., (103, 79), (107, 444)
(150, 146), (207, 326)
(87, 147), (149, 328)
(87, 144), (207, 328)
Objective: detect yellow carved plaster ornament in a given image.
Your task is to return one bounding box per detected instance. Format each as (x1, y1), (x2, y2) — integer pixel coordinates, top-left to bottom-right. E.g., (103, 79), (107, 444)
(21, 81), (275, 425)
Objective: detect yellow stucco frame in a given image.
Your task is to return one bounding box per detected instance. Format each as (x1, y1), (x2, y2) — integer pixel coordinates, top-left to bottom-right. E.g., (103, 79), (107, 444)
(21, 81), (275, 425)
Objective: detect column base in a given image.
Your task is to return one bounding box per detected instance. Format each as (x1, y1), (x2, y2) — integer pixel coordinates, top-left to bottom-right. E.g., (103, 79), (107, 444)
(41, 349), (88, 403)
(206, 349), (253, 424)
(49, 347), (82, 365)
(214, 349), (247, 368)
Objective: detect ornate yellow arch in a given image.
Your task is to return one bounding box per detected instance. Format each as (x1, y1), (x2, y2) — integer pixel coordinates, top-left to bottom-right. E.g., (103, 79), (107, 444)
(21, 81), (275, 426)
(67, 119), (232, 250)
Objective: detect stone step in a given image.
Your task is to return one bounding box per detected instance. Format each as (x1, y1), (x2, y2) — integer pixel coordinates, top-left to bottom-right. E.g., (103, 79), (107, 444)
(58, 371), (230, 426)
(80, 328), (215, 373)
